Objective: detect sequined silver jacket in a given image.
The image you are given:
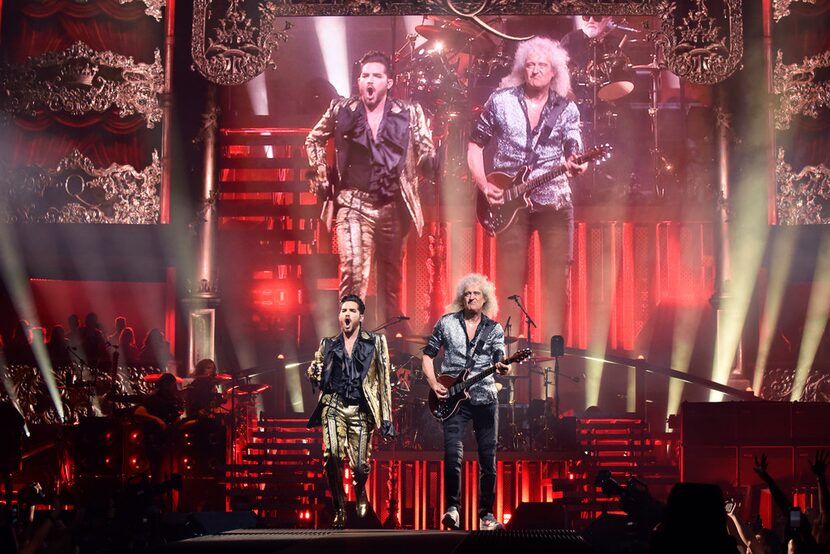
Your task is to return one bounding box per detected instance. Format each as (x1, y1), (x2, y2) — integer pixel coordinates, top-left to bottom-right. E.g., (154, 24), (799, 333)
(470, 86), (583, 209)
(424, 312), (505, 405)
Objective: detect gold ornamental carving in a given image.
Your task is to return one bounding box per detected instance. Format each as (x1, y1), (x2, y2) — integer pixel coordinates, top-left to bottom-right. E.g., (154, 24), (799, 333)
(254, 0), (662, 16)
(773, 0), (816, 22)
(190, 0), (743, 87)
(0, 42), (164, 128)
(773, 49), (830, 130)
(0, 150), (162, 224)
(116, 0), (167, 21)
(191, 0), (292, 86)
(776, 148), (830, 226)
(653, 0), (743, 85)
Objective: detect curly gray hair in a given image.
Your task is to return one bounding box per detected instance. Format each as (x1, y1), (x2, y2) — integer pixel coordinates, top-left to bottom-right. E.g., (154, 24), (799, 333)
(446, 273), (499, 318)
(499, 36), (571, 99)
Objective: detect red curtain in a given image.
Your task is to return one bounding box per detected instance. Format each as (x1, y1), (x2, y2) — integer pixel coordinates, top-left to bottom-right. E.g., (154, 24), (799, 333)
(7, 126), (155, 169)
(5, 7), (160, 62)
(19, 0), (150, 20)
(2, 0), (162, 176)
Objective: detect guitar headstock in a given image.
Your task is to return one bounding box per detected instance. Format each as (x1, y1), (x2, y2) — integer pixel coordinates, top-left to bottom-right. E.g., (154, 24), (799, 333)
(504, 348), (532, 365)
(585, 143), (613, 165)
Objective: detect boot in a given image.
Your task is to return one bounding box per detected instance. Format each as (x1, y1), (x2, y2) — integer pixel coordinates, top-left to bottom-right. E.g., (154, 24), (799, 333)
(325, 458), (347, 529)
(354, 470), (369, 518)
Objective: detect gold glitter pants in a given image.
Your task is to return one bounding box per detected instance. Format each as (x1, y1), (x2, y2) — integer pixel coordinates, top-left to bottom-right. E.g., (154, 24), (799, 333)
(321, 392), (375, 485)
(334, 189), (409, 321)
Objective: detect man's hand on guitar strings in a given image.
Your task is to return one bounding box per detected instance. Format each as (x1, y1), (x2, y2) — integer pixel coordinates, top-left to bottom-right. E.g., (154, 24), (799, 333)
(565, 154), (588, 178)
(480, 181), (504, 205)
(430, 381), (449, 399)
(495, 362), (510, 376)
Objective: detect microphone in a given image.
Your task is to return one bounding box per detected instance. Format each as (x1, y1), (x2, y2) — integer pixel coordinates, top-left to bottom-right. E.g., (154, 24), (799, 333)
(508, 294), (520, 301)
(398, 315), (410, 321)
(608, 21), (641, 33)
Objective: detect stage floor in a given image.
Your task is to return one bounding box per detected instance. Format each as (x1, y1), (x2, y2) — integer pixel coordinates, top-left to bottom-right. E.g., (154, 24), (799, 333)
(160, 528), (593, 554)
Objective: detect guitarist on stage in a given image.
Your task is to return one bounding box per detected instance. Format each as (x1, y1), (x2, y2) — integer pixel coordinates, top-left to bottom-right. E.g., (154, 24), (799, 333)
(422, 273), (511, 531)
(467, 37), (587, 346)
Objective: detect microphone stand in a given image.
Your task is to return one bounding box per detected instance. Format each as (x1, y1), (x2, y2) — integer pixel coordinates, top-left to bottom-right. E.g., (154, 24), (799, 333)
(371, 315), (410, 334)
(510, 295), (537, 389)
(510, 295), (537, 448)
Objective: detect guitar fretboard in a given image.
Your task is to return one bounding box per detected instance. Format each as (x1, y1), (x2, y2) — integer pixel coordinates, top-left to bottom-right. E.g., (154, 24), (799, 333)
(448, 366), (496, 397)
(503, 148), (605, 203)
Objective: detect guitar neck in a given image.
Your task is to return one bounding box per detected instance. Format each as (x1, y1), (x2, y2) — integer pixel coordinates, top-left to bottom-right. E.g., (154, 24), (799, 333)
(509, 165), (567, 200)
(456, 364), (497, 393)
(506, 150), (596, 201)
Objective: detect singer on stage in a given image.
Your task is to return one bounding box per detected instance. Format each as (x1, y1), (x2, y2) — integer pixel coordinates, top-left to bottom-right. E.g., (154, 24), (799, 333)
(306, 294), (395, 529)
(305, 50), (436, 323)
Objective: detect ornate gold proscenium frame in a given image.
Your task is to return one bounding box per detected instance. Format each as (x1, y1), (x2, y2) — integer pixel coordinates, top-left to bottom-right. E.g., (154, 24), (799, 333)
(191, 0), (293, 86)
(191, 0), (743, 87)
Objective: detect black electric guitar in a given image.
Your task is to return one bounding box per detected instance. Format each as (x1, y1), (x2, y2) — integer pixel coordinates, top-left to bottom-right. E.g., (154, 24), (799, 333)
(428, 348), (532, 421)
(476, 144), (613, 236)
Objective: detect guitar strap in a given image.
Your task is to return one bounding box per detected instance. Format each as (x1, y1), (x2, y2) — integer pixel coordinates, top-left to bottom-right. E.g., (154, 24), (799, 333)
(527, 95), (568, 166)
(464, 318), (495, 373)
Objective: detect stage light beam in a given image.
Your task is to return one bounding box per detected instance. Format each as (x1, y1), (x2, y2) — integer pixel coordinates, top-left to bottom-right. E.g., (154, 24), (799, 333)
(791, 233), (830, 400)
(313, 17), (350, 97)
(0, 227), (64, 420)
(667, 301), (705, 428)
(753, 228), (797, 393)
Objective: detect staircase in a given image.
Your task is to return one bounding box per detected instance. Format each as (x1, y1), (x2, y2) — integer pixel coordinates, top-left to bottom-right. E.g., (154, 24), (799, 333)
(226, 418), (327, 527)
(555, 417), (678, 526)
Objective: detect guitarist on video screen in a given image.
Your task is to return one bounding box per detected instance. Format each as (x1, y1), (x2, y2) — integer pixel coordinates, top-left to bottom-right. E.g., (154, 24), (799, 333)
(422, 273), (511, 531)
(467, 37), (587, 342)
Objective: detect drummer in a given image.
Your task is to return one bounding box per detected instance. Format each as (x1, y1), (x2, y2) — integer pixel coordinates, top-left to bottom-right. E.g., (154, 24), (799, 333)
(561, 16), (631, 105)
(185, 358), (224, 419)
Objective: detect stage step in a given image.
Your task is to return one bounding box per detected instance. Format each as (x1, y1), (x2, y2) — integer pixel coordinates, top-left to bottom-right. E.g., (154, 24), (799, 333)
(228, 418), (328, 516)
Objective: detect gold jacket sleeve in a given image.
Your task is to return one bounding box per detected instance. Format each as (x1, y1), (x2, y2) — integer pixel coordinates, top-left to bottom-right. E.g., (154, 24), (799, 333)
(378, 333), (393, 425)
(304, 99), (339, 178)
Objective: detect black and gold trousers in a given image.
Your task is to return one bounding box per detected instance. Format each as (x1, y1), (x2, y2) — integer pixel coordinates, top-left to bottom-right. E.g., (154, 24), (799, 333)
(321, 392), (375, 483)
(333, 189), (409, 323)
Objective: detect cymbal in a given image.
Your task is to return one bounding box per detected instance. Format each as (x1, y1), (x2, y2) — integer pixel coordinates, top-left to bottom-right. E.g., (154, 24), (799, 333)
(227, 383), (271, 395)
(504, 336), (520, 345)
(414, 25), (494, 55)
(497, 374), (529, 380)
(191, 373), (233, 382)
(143, 372), (184, 383)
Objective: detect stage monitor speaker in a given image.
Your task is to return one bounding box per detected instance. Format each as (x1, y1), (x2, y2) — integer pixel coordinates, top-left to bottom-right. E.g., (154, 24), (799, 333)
(506, 501), (567, 530)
